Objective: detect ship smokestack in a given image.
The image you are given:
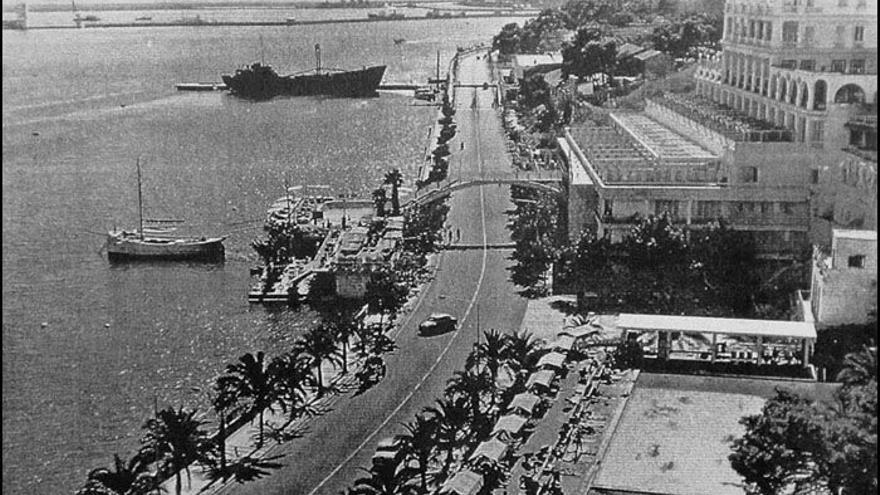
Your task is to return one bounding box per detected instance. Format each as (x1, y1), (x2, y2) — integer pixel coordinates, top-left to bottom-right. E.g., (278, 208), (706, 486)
(315, 43), (322, 74)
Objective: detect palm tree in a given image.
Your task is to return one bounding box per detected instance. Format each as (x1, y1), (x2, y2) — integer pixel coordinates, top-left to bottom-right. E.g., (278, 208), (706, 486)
(399, 412), (439, 492)
(348, 461), (416, 495)
(384, 169), (404, 216)
(211, 376), (243, 474)
(215, 351), (279, 448)
(445, 368), (494, 431)
(296, 324), (344, 396)
(77, 453), (157, 495)
(467, 329), (507, 408)
(372, 187), (388, 217)
(326, 306), (360, 374)
(503, 330), (542, 375)
(426, 396), (470, 474)
(837, 345), (877, 387)
(270, 351), (317, 424)
(141, 406), (210, 495)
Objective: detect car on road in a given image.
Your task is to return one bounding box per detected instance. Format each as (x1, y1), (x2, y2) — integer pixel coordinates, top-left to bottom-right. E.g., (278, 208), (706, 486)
(418, 313), (458, 335)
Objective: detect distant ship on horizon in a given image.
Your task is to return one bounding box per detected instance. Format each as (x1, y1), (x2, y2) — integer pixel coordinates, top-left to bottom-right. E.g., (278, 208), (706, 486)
(221, 44), (386, 100)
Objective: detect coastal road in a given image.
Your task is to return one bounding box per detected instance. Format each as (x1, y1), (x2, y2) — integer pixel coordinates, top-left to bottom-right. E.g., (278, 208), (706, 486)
(224, 51), (529, 495)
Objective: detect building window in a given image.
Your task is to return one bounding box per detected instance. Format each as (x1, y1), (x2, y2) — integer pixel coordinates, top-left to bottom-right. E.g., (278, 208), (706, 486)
(835, 25), (846, 46)
(850, 59), (866, 74)
(696, 201), (723, 219)
(780, 59), (797, 69)
(838, 0), (848, 5)
(603, 200), (613, 217)
(806, 0), (814, 5)
(803, 26), (815, 45)
(760, 202), (773, 214)
(780, 202), (795, 214)
(854, 26), (865, 43)
(831, 59), (847, 72)
(810, 169), (820, 184)
(782, 22), (799, 43)
(800, 59), (815, 71)
(766, 22), (772, 40)
(749, 20), (756, 38)
(848, 255), (865, 268)
(655, 200), (680, 217)
(739, 166), (759, 182)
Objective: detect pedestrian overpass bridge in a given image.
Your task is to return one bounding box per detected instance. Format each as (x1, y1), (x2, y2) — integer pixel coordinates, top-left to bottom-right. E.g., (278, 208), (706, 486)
(406, 172), (563, 207)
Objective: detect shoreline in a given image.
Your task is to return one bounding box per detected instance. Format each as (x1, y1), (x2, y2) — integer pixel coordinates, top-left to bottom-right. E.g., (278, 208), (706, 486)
(7, 12), (533, 30)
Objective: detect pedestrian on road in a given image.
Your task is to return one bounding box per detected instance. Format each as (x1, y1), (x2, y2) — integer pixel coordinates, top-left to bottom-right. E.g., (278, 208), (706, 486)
(456, 228), (461, 241)
(461, 142), (465, 150)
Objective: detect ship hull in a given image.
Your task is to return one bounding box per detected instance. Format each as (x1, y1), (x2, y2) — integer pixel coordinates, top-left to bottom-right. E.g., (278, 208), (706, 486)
(106, 232), (225, 261)
(222, 65), (386, 100)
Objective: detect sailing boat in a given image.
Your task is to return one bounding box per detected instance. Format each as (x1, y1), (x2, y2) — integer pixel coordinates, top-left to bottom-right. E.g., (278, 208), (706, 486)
(71, 0), (99, 27)
(106, 159), (226, 261)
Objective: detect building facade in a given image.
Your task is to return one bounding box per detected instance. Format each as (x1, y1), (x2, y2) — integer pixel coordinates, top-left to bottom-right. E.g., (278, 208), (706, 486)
(694, 0), (877, 152)
(809, 229), (877, 325)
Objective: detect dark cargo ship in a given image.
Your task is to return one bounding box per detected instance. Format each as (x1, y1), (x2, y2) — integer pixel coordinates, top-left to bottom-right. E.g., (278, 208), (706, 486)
(222, 44), (386, 99)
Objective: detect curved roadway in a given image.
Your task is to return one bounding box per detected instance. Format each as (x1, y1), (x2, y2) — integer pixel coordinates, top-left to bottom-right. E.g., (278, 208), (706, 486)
(225, 51), (528, 495)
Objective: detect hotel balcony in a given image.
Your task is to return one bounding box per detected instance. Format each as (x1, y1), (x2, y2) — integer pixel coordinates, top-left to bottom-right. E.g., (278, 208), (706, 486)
(651, 93), (793, 143)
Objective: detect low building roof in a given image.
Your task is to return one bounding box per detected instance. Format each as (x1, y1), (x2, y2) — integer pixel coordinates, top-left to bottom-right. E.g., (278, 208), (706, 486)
(833, 229), (877, 241)
(616, 42), (646, 59)
(508, 392), (541, 415)
(550, 335), (576, 351)
(492, 414), (528, 436)
(559, 325), (599, 339)
(513, 53), (561, 67)
(634, 49), (665, 61)
(439, 470), (483, 495)
(469, 437), (509, 464)
(537, 351), (568, 369)
(557, 137), (593, 186)
(526, 369), (556, 389)
(617, 313), (817, 340)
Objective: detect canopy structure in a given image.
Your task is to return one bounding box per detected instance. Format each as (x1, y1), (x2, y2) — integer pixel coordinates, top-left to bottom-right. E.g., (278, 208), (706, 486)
(617, 313), (817, 366)
(508, 392), (541, 416)
(469, 437), (509, 465)
(537, 351), (567, 370)
(559, 325), (598, 339)
(439, 470), (484, 495)
(549, 335), (576, 352)
(492, 414), (528, 438)
(525, 369), (556, 391)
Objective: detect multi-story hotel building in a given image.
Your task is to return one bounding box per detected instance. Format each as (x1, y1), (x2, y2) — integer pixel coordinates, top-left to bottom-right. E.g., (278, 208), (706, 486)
(694, 0), (877, 151)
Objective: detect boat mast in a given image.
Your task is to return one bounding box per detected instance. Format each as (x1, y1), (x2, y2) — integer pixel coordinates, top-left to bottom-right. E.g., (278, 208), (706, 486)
(436, 50), (440, 84)
(260, 35), (265, 65)
(136, 157), (144, 240)
(315, 43), (322, 74)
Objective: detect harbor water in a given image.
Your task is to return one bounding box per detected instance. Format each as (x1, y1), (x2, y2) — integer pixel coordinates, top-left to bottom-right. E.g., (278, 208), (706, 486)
(1, 14), (523, 494)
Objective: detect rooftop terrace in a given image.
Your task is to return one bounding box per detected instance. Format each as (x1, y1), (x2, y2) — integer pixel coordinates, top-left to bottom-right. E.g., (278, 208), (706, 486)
(568, 124), (723, 185)
(653, 92), (793, 143)
(611, 113), (719, 161)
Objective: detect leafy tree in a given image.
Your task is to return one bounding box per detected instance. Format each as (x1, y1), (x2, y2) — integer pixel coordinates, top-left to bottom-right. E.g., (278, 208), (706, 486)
(77, 453), (158, 495)
(295, 324), (344, 396)
(560, 0), (617, 28)
(650, 13), (722, 58)
(308, 270), (337, 304)
(215, 352), (279, 448)
(212, 373), (245, 473)
(373, 187), (388, 217)
(624, 212), (688, 269)
(519, 9), (570, 52)
(519, 73), (553, 109)
(141, 407), (211, 495)
(690, 220), (758, 313)
(365, 269), (408, 328)
(399, 413), (439, 492)
(611, 339), (644, 369)
(403, 199), (449, 254)
(492, 22), (523, 55)
(561, 25), (618, 80)
(812, 321), (877, 380)
(508, 187), (564, 292)
(384, 169), (404, 216)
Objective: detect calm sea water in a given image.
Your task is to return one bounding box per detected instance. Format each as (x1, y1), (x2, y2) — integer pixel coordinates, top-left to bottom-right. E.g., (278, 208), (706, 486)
(1, 15), (524, 494)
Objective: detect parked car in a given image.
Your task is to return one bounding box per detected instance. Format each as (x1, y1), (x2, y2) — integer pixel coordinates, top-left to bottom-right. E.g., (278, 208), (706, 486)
(372, 436), (405, 468)
(418, 313), (458, 334)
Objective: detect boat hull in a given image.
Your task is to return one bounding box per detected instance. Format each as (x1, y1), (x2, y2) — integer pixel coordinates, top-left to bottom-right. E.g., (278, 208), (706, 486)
(222, 65), (386, 100)
(106, 232), (225, 261)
